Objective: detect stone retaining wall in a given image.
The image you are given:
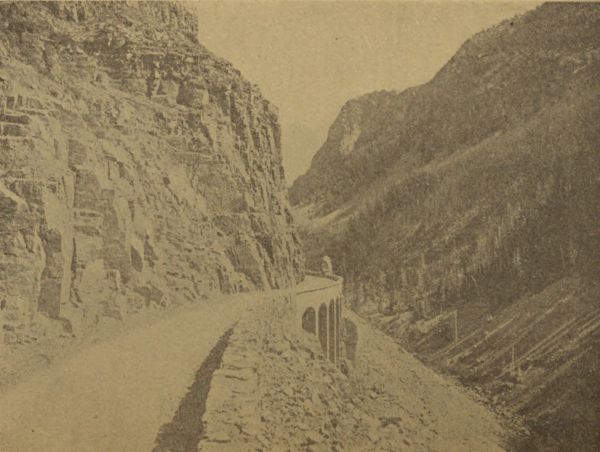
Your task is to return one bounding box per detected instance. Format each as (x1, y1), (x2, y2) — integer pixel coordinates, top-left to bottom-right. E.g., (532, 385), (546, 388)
(198, 293), (296, 451)
(197, 292), (375, 451)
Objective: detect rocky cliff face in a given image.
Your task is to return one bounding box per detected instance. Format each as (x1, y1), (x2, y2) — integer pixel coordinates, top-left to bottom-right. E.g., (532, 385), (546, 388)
(0, 1), (303, 344)
(291, 3), (600, 448)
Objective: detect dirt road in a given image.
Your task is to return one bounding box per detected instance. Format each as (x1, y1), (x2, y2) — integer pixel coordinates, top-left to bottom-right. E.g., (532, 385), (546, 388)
(0, 293), (264, 452)
(0, 282), (510, 452)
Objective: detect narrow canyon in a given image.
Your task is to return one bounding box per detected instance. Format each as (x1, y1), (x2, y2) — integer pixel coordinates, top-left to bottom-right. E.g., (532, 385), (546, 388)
(1, 2), (598, 451)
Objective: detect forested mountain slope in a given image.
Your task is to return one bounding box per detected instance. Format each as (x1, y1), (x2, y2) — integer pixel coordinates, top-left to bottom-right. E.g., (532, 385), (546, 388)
(291, 3), (600, 449)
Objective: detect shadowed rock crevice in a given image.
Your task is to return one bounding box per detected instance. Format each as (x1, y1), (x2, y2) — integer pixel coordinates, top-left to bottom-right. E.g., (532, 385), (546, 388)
(152, 327), (234, 452)
(343, 318), (358, 363)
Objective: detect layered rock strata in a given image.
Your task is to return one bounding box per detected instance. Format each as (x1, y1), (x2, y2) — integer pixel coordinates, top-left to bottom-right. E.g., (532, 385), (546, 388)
(0, 1), (303, 345)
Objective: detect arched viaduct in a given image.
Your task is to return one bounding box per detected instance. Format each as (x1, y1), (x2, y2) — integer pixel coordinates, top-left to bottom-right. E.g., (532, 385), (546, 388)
(295, 271), (344, 365)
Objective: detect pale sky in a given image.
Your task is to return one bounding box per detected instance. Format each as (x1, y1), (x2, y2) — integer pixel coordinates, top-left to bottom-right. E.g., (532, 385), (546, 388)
(193, 1), (539, 183)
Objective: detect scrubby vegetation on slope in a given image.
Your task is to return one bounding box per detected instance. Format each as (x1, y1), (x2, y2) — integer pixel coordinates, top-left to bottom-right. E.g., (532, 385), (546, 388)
(292, 3), (600, 449)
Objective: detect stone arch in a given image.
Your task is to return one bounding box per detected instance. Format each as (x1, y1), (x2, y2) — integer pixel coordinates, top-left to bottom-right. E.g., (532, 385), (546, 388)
(318, 303), (328, 356)
(328, 299), (336, 363)
(302, 307), (316, 335)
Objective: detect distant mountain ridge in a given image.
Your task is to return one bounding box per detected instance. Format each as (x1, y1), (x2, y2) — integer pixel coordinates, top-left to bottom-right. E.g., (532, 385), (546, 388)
(290, 3), (600, 213)
(291, 3), (600, 449)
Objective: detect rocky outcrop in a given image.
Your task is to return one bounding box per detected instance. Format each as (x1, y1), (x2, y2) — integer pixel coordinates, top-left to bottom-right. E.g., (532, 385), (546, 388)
(197, 295), (507, 451)
(0, 1), (303, 346)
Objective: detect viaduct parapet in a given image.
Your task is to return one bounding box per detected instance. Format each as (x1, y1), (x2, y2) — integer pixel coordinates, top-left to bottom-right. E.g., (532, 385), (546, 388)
(295, 271), (344, 365)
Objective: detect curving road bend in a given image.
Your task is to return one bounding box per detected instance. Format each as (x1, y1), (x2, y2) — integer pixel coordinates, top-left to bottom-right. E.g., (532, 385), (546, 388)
(0, 292), (267, 452)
